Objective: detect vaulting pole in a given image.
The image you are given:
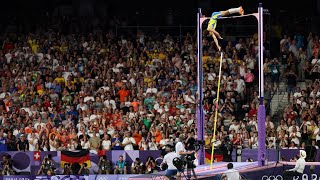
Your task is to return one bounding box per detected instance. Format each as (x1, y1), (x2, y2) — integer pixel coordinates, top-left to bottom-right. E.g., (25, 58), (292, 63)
(210, 52), (223, 169)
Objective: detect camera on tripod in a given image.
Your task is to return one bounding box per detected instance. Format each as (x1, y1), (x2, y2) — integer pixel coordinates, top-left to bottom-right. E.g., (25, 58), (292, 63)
(173, 152), (197, 171)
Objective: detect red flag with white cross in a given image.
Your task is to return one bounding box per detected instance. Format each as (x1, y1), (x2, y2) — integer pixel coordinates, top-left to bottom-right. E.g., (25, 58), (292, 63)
(34, 151), (41, 161)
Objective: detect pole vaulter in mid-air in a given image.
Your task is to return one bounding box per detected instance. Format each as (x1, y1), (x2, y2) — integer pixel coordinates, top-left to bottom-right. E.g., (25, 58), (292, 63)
(206, 6), (244, 51)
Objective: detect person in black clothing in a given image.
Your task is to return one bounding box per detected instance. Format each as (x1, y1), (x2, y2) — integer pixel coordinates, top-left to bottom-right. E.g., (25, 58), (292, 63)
(16, 134), (28, 151)
(71, 163), (81, 175)
(285, 69), (297, 103)
(185, 131), (196, 151)
(300, 125), (309, 145)
(220, 136), (233, 162)
(305, 140), (317, 162)
(280, 47), (289, 71)
(6, 131), (16, 151)
(98, 155), (112, 174)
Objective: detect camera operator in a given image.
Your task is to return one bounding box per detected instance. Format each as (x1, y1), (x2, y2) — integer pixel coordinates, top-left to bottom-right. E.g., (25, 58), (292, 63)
(37, 155), (55, 175)
(131, 158), (144, 174)
(162, 142), (178, 180)
(62, 163), (73, 175)
(175, 134), (195, 179)
(98, 155), (112, 174)
(78, 163), (89, 175)
(184, 131), (196, 151)
(176, 134), (195, 158)
(1, 155), (14, 175)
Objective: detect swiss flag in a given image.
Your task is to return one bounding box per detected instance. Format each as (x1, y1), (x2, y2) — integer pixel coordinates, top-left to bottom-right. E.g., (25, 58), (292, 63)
(34, 151), (41, 161)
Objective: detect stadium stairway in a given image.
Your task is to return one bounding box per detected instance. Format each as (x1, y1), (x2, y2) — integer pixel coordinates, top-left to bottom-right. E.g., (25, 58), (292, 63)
(270, 81), (306, 119)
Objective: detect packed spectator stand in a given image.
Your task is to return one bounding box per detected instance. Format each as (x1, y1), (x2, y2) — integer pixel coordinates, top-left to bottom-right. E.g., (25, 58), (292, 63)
(0, 15), (320, 175)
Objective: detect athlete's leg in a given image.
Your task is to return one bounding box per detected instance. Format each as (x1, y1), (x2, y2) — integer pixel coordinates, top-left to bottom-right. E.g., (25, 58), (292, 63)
(210, 31), (221, 51)
(207, 25), (220, 50)
(220, 6), (244, 16)
(213, 30), (223, 40)
(220, 10), (230, 17)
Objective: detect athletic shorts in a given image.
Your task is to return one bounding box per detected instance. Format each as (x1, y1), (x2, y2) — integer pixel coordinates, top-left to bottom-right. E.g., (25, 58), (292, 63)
(207, 12), (221, 30)
(165, 169), (178, 177)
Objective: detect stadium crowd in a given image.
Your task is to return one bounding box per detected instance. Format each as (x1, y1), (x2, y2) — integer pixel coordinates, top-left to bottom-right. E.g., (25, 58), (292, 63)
(0, 17), (320, 174)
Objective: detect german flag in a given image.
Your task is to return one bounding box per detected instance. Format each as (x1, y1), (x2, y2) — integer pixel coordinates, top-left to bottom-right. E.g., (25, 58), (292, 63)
(205, 149), (223, 164)
(61, 150), (91, 167)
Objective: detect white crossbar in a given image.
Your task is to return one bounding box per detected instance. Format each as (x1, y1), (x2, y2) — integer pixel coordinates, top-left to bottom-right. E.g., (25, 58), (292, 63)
(200, 13), (258, 26)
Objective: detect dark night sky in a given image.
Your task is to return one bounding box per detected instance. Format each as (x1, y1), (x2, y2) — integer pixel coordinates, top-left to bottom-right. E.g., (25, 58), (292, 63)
(0, 0), (318, 20)
(0, 0), (318, 31)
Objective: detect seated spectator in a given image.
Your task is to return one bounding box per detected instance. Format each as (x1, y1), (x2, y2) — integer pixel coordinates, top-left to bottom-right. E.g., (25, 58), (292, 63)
(114, 155), (127, 174)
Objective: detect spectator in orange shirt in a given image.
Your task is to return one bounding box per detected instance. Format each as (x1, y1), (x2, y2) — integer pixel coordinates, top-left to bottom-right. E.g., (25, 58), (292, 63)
(24, 123), (33, 134)
(118, 86), (130, 102)
(131, 98), (139, 112)
(155, 129), (162, 144)
(132, 129), (142, 149)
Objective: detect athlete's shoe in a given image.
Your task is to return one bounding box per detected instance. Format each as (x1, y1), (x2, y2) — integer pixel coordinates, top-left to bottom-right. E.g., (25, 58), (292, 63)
(240, 6), (244, 16)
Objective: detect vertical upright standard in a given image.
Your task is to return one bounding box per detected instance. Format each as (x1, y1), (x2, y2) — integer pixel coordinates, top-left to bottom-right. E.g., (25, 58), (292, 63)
(196, 4), (265, 166)
(197, 8), (205, 165)
(257, 3), (266, 167)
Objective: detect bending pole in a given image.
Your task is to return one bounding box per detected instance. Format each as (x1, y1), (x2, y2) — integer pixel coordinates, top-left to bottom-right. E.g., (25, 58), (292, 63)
(257, 3), (266, 167)
(197, 8), (205, 165)
(210, 52), (223, 169)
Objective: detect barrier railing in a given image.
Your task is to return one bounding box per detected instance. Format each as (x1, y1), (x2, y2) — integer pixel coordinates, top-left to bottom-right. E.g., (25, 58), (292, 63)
(1, 149), (318, 176)
(0, 150), (161, 175)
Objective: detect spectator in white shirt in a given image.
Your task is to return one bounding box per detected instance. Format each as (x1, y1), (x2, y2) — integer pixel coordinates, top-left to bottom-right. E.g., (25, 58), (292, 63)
(146, 83), (158, 94)
(148, 137), (159, 150)
(104, 95), (116, 110)
(28, 131), (39, 151)
(289, 127), (301, 146)
(265, 116), (274, 130)
(122, 132), (136, 150)
(207, 68), (216, 81)
(288, 121), (300, 133)
(229, 120), (240, 133)
(289, 40), (299, 58)
(277, 120), (288, 132)
(234, 75), (246, 97)
(159, 132), (169, 150)
(183, 90), (196, 104)
(81, 135), (90, 150)
(102, 134), (112, 151)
